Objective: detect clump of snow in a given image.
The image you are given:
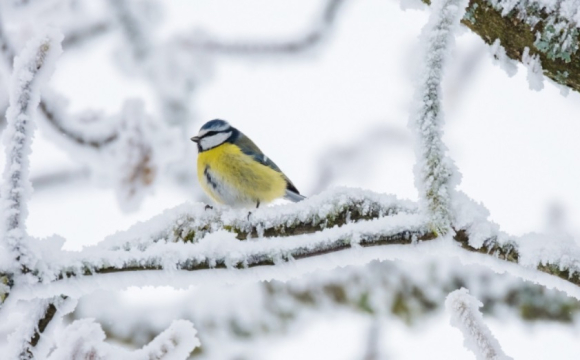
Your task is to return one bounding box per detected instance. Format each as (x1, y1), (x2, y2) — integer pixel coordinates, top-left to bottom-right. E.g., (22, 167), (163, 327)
(409, 0), (467, 234)
(522, 47), (544, 91)
(446, 288), (513, 360)
(489, 39), (518, 77)
(0, 29), (63, 271)
(47, 318), (199, 360)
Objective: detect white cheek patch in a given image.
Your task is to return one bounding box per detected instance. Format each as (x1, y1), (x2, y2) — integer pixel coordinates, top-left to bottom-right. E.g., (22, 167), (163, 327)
(200, 131), (232, 150)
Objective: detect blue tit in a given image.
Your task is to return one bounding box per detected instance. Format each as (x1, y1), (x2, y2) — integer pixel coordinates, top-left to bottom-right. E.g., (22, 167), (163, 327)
(190, 119), (305, 208)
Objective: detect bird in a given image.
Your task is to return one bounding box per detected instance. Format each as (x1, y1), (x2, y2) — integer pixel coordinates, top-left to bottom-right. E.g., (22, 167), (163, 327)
(191, 119), (305, 208)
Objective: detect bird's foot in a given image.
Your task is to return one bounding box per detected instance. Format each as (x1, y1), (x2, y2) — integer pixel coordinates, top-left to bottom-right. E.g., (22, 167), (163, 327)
(247, 211), (252, 221)
(205, 204), (213, 210)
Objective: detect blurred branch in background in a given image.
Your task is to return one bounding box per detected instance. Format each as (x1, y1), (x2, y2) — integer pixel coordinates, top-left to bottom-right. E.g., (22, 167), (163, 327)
(61, 20), (112, 49)
(361, 318), (383, 360)
(73, 258), (580, 358)
(180, 0), (347, 55)
(0, 0), (351, 209)
(310, 124), (411, 195)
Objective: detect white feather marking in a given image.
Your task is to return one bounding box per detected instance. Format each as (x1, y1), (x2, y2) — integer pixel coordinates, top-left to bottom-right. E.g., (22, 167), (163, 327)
(200, 131), (232, 150)
(197, 123), (231, 138)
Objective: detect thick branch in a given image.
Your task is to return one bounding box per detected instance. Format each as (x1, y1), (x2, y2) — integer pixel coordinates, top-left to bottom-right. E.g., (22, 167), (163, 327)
(424, 0), (580, 93)
(0, 189), (577, 305)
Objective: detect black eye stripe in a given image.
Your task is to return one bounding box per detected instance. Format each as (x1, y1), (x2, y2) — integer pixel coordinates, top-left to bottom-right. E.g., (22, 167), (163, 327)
(200, 129), (230, 139)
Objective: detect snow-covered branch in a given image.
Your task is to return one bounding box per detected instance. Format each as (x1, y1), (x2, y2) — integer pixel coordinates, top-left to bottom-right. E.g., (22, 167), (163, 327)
(410, 0), (466, 234)
(418, 0), (580, 94)
(446, 288), (512, 360)
(51, 211), (430, 281)
(46, 319), (199, 360)
(0, 30), (63, 272)
(5, 296), (73, 360)
(0, 188), (576, 303)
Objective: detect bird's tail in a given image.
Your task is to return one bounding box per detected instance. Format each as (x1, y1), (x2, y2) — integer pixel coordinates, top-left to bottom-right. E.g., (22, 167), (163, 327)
(284, 189), (306, 202)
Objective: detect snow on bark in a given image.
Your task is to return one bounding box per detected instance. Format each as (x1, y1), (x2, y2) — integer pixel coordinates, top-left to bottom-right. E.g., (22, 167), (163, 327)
(409, 0), (467, 235)
(0, 30), (63, 271)
(5, 299), (52, 360)
(489, 39), (518, 77)
(4, 296), (73, 360)
(446, 288), (513, 360)
(522, 47), (544, 91)
(36, 212), (428, 285)
(46, 319), (199, 360)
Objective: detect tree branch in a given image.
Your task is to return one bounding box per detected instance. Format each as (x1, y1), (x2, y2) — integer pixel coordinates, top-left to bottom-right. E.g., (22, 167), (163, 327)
(410, 0), (467, 234)
(1, 30), (63, 272)
(446, 288), (513, 360)
(423, 0), (580, 93)
(0, 188), (574, 303)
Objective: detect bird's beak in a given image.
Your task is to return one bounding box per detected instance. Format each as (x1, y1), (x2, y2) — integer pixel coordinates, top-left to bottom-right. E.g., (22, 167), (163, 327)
(190, 136), (200, 143)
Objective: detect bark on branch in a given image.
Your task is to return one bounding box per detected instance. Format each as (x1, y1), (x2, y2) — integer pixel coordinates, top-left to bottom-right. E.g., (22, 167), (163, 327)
(0, 189), (573, 299)
(424, 0), (580, 93)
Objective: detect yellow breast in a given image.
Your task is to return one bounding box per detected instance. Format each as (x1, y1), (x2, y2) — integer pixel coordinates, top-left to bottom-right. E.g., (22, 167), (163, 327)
(197, 143), (287, 206)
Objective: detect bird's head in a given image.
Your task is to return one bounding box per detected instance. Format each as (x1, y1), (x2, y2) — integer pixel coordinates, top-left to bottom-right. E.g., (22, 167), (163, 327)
(191, 119), (237, 152)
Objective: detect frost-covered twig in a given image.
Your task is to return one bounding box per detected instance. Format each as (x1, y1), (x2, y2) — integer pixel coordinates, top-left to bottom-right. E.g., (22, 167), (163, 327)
(180, 0), (346, 55)
(46, 319), (199, 360)
(0, 30), (63, 272)
(0, 17), (118, 149)
(6, 296), (72, 360)
(446, 288), (513, 360)
(410, 0), (466, 234)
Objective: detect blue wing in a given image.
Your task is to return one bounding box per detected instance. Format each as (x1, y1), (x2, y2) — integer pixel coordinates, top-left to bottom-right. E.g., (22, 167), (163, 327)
(236, 133), (302, 196)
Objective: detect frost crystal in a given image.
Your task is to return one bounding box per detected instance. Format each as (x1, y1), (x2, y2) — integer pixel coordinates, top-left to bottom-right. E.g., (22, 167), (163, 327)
(522, 47), (544, 91)
(489, 39), (518, 77)
(446, 288), (513, 360)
